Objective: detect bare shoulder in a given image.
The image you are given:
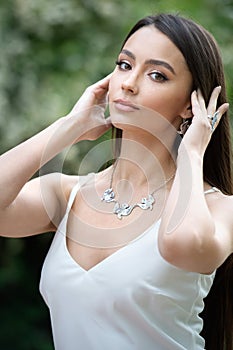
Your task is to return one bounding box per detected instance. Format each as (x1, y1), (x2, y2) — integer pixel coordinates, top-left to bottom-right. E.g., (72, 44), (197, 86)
(52, 172), (96, 214)
(58, 167), (111, 215)
(49, 172), (79, 212)
(205, 190), (233, 251)
(0, 172), (80, 238)
(205, 189), (233, 219)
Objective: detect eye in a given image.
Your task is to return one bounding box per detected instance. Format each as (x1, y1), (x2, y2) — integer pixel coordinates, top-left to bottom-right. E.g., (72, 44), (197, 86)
(149, 71), (168, 82)
(115, 60), (131, 71)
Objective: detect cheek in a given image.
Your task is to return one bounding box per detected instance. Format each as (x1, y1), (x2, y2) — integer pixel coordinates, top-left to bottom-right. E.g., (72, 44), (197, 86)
(141, 93), (173, 117)
(144, 87), (191, 118)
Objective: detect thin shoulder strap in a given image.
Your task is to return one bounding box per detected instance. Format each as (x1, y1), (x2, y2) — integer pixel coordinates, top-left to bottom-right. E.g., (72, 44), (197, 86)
(66, 174), (93, 213)
(204, 187), (220, 195)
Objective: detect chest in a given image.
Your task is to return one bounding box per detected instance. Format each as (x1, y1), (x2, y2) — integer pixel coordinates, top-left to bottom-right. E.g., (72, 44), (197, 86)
(64, 187), (163, 271)
(41, 218), (205, 317)
(66, 238), (120, 271)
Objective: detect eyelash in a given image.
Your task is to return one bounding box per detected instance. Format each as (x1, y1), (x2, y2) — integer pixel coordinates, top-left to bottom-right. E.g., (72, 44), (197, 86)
(115, 60), (168, 83)
(149, 71), (168, 82)
(115, 60), (131, 70)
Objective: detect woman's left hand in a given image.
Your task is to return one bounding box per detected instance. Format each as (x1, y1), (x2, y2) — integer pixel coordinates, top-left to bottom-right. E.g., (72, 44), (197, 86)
(179, 86), (229, 156)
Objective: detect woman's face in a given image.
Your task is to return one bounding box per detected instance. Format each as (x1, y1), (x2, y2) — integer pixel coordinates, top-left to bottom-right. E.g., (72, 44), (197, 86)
(109, 25), (193, 132)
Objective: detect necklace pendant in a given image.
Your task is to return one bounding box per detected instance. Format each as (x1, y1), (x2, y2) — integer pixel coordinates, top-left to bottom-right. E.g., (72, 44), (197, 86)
(101, 188), (115, 203)
(113, 202), (134, 220)
(136, 194), (155, 210)
(100, 165), (175, 219)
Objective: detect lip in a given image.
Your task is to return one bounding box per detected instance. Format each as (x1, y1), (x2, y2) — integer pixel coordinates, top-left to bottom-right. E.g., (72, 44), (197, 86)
(114, 99), (140, 112)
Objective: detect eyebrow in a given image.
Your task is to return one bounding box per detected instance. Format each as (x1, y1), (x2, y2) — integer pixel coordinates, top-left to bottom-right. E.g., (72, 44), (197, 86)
(120, 49), (176, 75)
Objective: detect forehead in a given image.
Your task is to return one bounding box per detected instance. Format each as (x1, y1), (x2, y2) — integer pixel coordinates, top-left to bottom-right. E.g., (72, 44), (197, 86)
(122, 25), (188, 70)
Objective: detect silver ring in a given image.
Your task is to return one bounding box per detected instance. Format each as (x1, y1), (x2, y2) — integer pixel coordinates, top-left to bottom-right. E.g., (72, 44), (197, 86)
(207, 111), (219, 131)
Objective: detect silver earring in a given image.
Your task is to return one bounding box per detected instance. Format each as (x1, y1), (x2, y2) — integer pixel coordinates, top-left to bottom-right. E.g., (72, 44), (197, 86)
(177, 119), (190, 135)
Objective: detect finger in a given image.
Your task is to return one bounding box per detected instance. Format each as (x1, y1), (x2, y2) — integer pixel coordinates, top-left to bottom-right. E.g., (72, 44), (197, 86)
(214, 103), (229, 127)
(93, 72), (113, 91)
(93, 74), (113, 101)
(190, 90), (198, 111)
(196, 89), (207, 113)
(207, 86), (221, 115)
(208, 103), (229, 132)
(191, 90), (203, 117)
(218, 102), (229, 116)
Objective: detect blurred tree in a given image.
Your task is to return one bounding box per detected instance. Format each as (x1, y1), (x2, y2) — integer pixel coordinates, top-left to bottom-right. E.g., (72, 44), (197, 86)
(0, 0), (232, 348)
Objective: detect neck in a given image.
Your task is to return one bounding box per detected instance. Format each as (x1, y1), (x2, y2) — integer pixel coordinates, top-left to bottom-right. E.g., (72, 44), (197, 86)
(114, 131), (177, 190)
(100, 132), (176, 220)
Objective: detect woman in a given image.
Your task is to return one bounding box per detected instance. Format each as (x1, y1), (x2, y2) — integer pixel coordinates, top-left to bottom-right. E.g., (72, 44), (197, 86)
(0, 13), (232, 350)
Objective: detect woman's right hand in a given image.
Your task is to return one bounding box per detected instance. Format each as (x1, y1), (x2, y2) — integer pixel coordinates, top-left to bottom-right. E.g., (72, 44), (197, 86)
(67, 73), (113, 141)
(0, 73), (113, 238)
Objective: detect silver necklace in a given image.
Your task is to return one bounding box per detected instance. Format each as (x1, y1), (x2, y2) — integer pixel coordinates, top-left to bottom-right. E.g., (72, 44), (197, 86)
(101, 161), (175, 220)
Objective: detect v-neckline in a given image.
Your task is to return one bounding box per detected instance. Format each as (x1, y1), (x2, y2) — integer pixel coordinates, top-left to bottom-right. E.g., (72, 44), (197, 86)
(63, 219), (161, 273)
(62, 175), (161, 273)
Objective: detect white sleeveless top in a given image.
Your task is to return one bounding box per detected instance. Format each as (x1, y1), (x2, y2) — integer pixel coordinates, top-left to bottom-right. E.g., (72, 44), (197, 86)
(40, 178), (216, 350)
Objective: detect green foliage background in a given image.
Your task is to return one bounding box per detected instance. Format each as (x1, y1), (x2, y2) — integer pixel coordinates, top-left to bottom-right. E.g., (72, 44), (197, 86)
(0, 0), (232, 349)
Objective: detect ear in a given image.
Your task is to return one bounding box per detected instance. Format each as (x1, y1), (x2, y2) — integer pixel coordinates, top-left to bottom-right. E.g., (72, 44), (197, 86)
(180, 105), (193, 120)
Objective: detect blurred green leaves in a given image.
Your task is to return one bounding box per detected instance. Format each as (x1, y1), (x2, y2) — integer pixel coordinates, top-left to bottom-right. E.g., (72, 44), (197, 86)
(0, 1), (232, 349)
(0, 0), (232, 153)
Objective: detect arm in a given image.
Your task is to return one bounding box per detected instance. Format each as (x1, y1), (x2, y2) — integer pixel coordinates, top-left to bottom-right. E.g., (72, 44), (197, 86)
(158, 87), (232, 273)
(0, 74), (112, 237)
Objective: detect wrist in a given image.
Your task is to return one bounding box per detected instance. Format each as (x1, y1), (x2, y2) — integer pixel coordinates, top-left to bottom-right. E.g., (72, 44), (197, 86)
(177, 147), (203, 167)
(60, 113), (87, 143)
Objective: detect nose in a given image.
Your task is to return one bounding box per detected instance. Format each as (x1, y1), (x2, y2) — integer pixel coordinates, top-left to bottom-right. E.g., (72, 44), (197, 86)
(121, 74), (139, 94)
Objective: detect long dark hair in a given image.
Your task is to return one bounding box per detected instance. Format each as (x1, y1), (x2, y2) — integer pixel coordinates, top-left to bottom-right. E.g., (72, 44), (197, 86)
(113, 14), (233, 350)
